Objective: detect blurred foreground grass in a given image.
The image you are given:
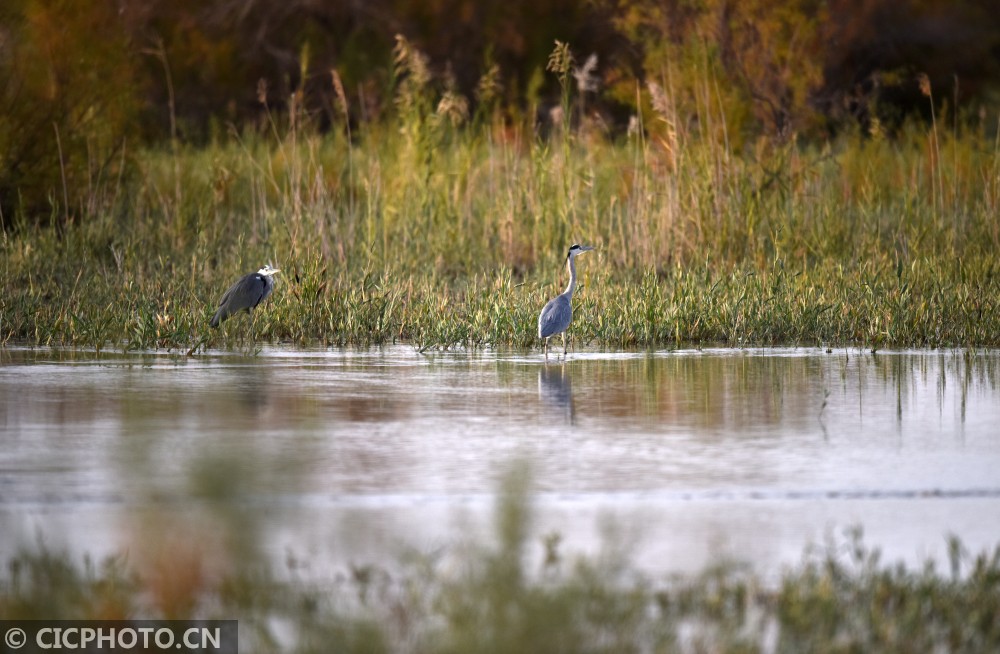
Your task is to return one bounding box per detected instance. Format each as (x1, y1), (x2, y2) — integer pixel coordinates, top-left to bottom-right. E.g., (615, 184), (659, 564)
(2, 465), (998, 653)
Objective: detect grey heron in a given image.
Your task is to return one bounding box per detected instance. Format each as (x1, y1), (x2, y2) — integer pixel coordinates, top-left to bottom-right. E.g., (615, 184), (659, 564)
(210, 264), (281, 328)
(537, 244), (594, 357)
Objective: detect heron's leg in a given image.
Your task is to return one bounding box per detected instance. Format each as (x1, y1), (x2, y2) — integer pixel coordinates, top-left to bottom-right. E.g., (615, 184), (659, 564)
(562, 331), (568, 355)
(244, 310), (257, 353)
(544, 337), (549, 359)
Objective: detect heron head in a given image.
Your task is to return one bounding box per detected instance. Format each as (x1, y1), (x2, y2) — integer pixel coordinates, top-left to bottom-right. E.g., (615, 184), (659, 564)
(257, 264), (281, 276)
(567, 244), (595, 258)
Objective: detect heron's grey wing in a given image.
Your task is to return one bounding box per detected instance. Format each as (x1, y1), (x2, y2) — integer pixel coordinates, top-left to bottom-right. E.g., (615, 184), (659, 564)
(538, 294), (572, 338)
(211, 273), (265, 327)
(216, 277), (242, 309)
(211, 277), (241, 327)
(230, 273), (268, 311)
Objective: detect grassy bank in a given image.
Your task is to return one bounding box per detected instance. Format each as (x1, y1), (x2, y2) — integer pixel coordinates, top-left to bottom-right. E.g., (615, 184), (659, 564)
(2, 468), (999, 653)
(3, 97), (1000, 351)
(4, 249), (999, 352)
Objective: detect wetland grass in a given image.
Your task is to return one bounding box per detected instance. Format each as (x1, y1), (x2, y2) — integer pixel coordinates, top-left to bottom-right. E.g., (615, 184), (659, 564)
(4, 231), (998, 352)
(3, 56), (1000, 352)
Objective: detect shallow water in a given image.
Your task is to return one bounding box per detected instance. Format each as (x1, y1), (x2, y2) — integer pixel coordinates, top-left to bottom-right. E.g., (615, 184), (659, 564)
(2, 346), (999, 576)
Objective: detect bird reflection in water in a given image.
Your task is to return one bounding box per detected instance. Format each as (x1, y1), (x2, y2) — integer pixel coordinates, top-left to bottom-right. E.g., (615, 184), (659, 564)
(229, 363), (276, 420)
(538, 363), (575, 424)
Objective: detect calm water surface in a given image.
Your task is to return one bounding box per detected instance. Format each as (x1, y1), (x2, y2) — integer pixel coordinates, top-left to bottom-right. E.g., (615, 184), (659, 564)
(2, 346), (999, 575)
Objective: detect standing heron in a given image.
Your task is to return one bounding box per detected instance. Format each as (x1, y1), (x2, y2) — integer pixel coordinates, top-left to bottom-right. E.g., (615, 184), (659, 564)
(210, 264), (281, 328)
(537, 244), (594, 357)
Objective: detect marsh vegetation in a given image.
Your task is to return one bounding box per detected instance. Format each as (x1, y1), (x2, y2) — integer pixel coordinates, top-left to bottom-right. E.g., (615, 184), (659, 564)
(3, 62), (1000, 352)
(3, 6), (1000, 352)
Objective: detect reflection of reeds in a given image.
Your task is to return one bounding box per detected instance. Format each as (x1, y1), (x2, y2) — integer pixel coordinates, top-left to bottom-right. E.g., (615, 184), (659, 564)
(3, 470), (999, 652)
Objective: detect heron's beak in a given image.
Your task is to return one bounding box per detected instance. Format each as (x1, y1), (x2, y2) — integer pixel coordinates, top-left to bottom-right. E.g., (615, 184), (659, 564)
(580, 245), (595, 252)
(266, 268), (281, 276)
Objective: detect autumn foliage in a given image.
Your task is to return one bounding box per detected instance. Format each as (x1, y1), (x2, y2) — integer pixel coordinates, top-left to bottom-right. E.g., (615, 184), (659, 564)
(1, 0), (999, 226)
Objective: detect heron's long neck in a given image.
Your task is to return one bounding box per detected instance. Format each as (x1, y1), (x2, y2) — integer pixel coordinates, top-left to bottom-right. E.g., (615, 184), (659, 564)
(563, 255), (577, 297)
